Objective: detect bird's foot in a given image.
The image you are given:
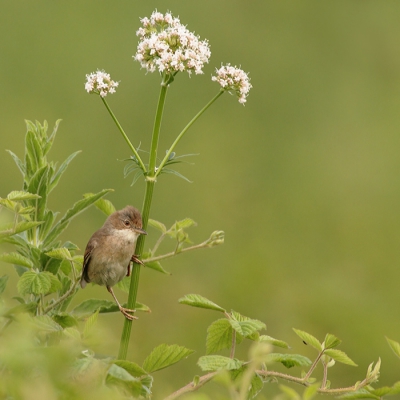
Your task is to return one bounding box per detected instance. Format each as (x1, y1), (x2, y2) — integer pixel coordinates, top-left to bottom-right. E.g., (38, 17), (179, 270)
(119, 306), (138, 321)
(131, 254), (145, 266)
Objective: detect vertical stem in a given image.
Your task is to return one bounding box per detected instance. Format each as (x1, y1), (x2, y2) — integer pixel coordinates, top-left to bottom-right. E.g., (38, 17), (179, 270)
(117, 81), (168, 360)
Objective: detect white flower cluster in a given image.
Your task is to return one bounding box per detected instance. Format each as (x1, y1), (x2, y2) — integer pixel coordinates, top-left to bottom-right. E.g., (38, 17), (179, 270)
(212, 64), (252, 104)
(134, 11), (211, 76)
(85, 70), (119, 97)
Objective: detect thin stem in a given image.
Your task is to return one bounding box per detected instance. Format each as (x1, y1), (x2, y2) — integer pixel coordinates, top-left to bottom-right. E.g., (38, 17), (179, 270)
(230, 330), (236, 359)
(303, 351), (324, 382)
(42, 280), (80, 314)
(155, 90), (224, 179)
(144, 241), (212, 263)
(101, 97), (146, 173)
(321, 361), (328, 389)
(148, 80), (169, 177)
(163, 371), (219, 400)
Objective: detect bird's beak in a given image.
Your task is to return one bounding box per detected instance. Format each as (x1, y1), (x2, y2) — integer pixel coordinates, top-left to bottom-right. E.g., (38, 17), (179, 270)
(134, 227), (147, 235)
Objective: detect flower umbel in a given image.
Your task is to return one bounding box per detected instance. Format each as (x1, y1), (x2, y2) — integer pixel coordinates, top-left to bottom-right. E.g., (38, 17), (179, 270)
(134, 11), (211, 77)
(85, 70), (119, 97)
(212, 64), (252, 104)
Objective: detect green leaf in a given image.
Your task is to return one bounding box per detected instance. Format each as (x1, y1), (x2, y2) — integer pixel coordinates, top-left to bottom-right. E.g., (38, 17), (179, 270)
(197, 355), (243, 372)
(52, 313), (78, 328)
(6, 150), (25, 176)
(72, 299), (119, 315)
(83, 193), (116, 216)
(7, 191), (41, 201)
(148, 219), (167, 233)
(18, 271), (61, 295)
(324, 333), (342, 349)
(38, 210), (57, 242)
(31, 315), (63, 333)
(83, 310), (99, 337)
(178, 294), (226, 313)
(386, 337), (400, 359)
(106, 364), (147, 397)
(27, 165), (49, 221)
(266, 353), (312, 369)
(172, 218), (197, 230)
(0, 252), (34, 268)
(142, 344), (194, 373)
(259, 335), (290, 349)
(279, 384), (301, 400)
(25, 129), (44, 172)
(113, 360), (148, 377)
(229, 311), (266, 337)
(303, 383), (320, 400)
(45, 247), (72, 260)
(144, 260), (171, 275)
(206, 319), (236, 354)
(0, 275), (9, 296)
(293, 328), (322, 352)
(249, 373), (264, 399)
(46, 189), (113, 245)
(324, 349), (357, 366)
(338, 389), (380, 399)
(49, 151), (80, 192)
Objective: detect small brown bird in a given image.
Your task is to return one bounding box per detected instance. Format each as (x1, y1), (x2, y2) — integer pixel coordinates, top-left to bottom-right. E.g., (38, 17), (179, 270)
(80, 205), (147, 320)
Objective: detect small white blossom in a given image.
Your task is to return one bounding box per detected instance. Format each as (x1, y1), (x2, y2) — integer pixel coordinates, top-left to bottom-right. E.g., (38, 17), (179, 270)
(85, 70), (119, 97)
(212, 64), (252, 104)
(134, 10), (211, 77)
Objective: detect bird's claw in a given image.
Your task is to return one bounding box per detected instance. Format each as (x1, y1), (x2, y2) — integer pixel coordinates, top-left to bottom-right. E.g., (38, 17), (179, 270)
(131, 254), (145, 266)
(119, 307), (138, 321)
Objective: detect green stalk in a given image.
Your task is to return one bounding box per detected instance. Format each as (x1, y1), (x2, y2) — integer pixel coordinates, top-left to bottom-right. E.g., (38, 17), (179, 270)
(101, 97), (146, 173)
(155, 90), (223, 179)
(117, 80), (169, 360)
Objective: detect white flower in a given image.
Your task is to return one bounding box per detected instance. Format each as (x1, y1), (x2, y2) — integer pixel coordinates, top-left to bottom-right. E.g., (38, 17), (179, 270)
(212, 64), (252, 104)
(85, 70), (119, 97)
(134, 10), (211, 77)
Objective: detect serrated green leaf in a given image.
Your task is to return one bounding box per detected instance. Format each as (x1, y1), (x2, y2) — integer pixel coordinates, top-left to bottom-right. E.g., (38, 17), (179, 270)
(179, 294), (226, 313)
(45, 247), (72, 260)
(27, 165), (49, 221)
(0, 252), (34, 268)
(197, 355), (243, 372)
(293, 329), (322, 352)
(324, 333), (342, 350)
(17, 271), (60, 295)
(26, 129), (44, 172)
(249, 373), (264, 399)
(38, 210), (57, 241)
(148, 219), (167, 233)
(386, 337), (400, 359)
(144, 260), (171, 274)
(229, 311), (266, 337)
(259, 335), (290, 349)
(49, 151), (80, 192)
(172, 218), (197, 230)
(113, 360), (148, 377)
(7, 191), (41, 201)
(31, 315), (63, 333)
(266, 353), (312, 369)
(206, 319), (235, 354)
(143, 344), (194, 373)
(0, 275), (9, 296)
(324, 349), (357, 366)
(369, 386), (394, 397)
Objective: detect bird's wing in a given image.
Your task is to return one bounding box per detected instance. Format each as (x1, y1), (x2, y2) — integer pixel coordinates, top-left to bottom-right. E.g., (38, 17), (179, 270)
(80, 237), (97, 288)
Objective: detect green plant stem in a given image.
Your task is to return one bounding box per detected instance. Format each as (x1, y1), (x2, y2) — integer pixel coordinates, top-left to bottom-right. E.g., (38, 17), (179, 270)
(101, 97), (146, 173)
(155, 90), (224, 179)
(118, 81), (168, 360)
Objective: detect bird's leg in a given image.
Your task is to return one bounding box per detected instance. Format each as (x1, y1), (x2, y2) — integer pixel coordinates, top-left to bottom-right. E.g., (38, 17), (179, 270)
(107, 286), (138, 320)
(126, 263), (131, 277)
(131, 254), (145, 266)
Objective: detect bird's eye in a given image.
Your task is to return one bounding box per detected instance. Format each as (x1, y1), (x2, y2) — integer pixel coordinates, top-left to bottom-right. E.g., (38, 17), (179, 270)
(124, 220), (130, 227)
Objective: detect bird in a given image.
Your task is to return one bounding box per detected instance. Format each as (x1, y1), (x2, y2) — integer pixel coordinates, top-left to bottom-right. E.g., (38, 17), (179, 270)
(80, 205), (147, 320)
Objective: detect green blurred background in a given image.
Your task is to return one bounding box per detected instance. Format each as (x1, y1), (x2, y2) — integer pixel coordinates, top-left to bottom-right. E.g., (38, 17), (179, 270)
(1, 1), (400, 398)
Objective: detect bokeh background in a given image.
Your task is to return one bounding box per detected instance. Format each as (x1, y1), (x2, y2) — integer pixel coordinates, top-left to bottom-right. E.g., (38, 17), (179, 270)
(1, 1), (400, 398)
